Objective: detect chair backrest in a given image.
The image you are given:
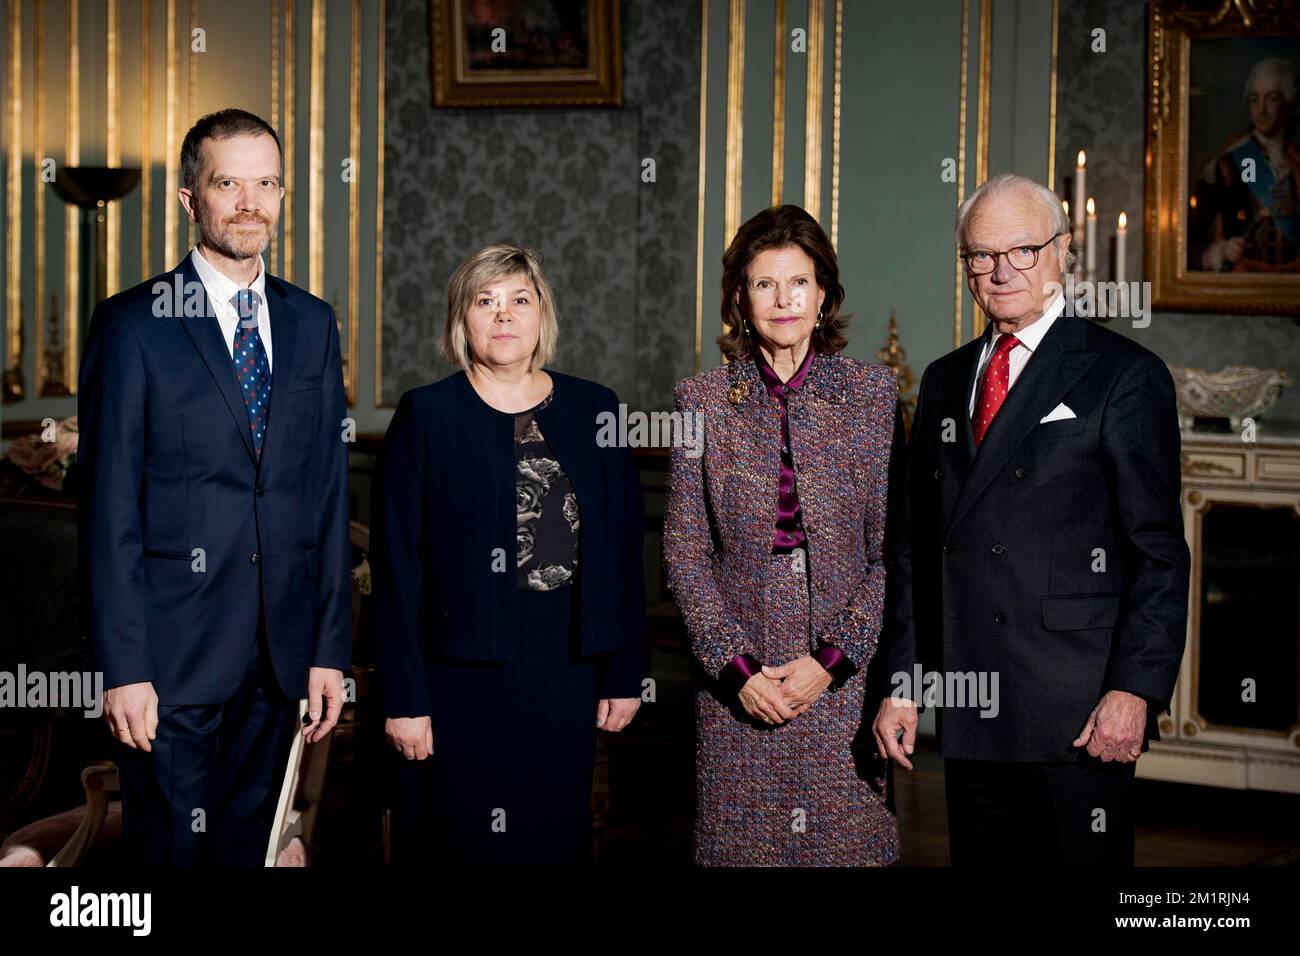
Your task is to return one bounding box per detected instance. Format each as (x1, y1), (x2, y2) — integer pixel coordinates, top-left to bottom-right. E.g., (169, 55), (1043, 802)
(264, 521), (369, 865)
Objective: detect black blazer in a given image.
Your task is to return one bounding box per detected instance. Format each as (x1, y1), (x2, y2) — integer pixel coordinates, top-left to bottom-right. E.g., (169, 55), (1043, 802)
(371, 369), (647, 718)
(879, 312), (1190, 762)
(77, 252), (354, 705)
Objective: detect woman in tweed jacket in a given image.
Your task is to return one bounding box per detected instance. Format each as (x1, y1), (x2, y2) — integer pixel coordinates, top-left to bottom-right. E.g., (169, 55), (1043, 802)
(663, 205), (903, 866)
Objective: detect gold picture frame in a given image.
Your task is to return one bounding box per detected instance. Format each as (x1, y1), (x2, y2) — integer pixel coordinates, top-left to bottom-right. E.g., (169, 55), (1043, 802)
(1145, 0), (1300, 314)
(431, 0), (622, 108)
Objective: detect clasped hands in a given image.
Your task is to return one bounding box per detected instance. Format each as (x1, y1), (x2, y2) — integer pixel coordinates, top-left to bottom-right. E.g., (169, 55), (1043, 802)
(738, 655), (832, 726)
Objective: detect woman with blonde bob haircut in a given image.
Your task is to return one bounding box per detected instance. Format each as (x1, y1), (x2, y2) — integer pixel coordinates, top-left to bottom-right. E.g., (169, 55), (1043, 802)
(440, 243), (560, 372)
(371, 242), (647, 864)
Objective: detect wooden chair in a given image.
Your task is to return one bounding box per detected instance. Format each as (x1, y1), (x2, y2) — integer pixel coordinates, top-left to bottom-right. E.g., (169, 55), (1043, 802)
(36, 520), (370, 867)
(263, 519), (369, 866)
(46, 763), (119, 867)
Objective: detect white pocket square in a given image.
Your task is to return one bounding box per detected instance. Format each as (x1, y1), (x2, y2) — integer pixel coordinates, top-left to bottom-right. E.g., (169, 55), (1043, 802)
(1039, 403), (1076, 424)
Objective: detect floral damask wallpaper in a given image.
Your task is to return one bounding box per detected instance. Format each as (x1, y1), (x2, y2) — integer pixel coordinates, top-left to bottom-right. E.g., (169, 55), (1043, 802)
(380, 0), (701, 412)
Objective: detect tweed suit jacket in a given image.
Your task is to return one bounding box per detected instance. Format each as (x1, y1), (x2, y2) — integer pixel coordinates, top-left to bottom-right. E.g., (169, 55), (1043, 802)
(664, 350), (903, 679)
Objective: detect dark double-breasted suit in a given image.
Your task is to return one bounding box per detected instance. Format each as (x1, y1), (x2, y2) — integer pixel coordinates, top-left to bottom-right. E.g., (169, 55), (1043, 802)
(879, 308), (1190, 864)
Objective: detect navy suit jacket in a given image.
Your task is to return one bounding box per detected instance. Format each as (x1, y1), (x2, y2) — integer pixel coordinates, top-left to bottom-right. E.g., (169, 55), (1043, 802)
(77, 252), (353, 705)
(371, 370), (647, 719)
(879, 312), (1190, 762)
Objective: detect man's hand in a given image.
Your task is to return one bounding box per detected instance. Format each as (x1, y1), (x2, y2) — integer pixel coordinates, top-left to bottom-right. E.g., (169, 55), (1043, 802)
(872, 696), (919, 770)
(1072, 689), (1147, 762)
(739, 673), (800, 726)
(104, 682), (159, 752)
(763, 656), (832, 714)
(597, 697), (641, 733)
(385, 715), (433, 760)
(303, 667), (344, 743)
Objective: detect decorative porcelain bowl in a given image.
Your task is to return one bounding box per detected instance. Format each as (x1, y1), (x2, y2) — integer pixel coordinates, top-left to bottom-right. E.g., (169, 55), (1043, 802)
(1168, 365), (1289, 431)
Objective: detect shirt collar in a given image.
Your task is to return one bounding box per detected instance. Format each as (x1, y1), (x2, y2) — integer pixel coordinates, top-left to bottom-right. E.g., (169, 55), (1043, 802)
(989, 292), (1064, 354)
(191, 245), (267, 309)
(755, 346), (814, 395)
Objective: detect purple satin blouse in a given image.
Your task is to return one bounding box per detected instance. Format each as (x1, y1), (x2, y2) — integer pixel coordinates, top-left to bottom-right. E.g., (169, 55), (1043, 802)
(755, 347), (812, 553)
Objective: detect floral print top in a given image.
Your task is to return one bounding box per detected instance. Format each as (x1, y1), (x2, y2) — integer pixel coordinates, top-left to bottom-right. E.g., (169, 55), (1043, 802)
(514, 389), (580, 591)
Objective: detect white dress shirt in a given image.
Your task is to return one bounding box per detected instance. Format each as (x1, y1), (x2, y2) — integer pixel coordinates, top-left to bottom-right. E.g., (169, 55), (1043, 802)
(190, 246), (273, 373)
(968, 293), (1065, 416)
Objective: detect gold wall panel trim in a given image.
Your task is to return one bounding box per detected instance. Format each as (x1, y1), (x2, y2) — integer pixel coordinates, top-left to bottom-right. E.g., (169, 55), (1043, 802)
(829, 0), (841, 248)
(723, 0), (744, 253)
(971, 0), (992, 340)
(953, 0), (968, 349)
(1047, 0), (1058, 190)
(802, 0), (824, 222)
(188, 0), (197, 123)
(5, 0), (23, 400)
(974, 0), (991, 188)
(186, 0), (196, 249)
(692, 0), (708, 375)
(308, 0), (324, 298)
(284, 0), (295, 282)
(64, 0), (79, 389)
(770, 0), (785, 207)
(164, 0), (178, 267)
(271, 0), (279, 275)
(33, 0), (47, 394)
(140, 0), (151, 279)
(373, 0), (386, 406)
(346, 0), (360, 406)
(107, 0), (120, 297)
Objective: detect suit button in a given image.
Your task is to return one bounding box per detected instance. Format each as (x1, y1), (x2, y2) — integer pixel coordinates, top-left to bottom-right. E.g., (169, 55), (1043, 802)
(1014, 467), (1027, 479)
(991, 543), (1005, 555)
(942, 544), (951, 554)
(256, 486), (265, 497)
(994, 611), (1006, 624)
(934, 469), (941, 480)
(250, 552), (260, 565)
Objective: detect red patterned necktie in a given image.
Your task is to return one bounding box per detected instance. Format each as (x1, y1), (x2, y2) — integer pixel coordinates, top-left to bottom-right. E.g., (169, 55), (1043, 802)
(971, 333), (1021, 446)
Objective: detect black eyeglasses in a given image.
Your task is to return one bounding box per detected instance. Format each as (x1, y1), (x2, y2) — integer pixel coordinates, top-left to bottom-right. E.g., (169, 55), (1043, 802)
(960, 233), (1064, 275)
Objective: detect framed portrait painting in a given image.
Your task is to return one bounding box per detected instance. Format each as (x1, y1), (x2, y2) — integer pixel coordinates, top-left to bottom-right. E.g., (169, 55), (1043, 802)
(431, 0), (623, 107)
(1146, 0), (1300, 314)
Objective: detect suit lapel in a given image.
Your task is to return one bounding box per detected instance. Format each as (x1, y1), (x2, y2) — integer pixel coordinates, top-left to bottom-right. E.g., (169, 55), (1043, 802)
(943, 314), (1098, 540)
(177, 253), (257, 466)
(726, 356), (776, 434)
(940, 336), (984, 492)
(257, 275), (298, 472)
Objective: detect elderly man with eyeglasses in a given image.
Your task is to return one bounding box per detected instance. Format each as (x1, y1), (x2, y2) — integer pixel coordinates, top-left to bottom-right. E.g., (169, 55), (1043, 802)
(872, 173), (1190, 867)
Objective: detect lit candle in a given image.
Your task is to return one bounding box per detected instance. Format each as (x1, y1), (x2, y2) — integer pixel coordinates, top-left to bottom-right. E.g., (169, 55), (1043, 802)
(1086, 198), (1097, 275)
(1074, 151), (1087, 235)
(1116, 211), (1127, 285)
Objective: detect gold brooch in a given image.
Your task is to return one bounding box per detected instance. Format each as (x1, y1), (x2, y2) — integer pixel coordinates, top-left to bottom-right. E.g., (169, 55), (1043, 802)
(727, 381), (749, 405)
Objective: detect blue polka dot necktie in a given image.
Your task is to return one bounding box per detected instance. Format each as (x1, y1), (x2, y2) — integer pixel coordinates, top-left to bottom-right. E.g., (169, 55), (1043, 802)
(231, 289), (272, 457)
